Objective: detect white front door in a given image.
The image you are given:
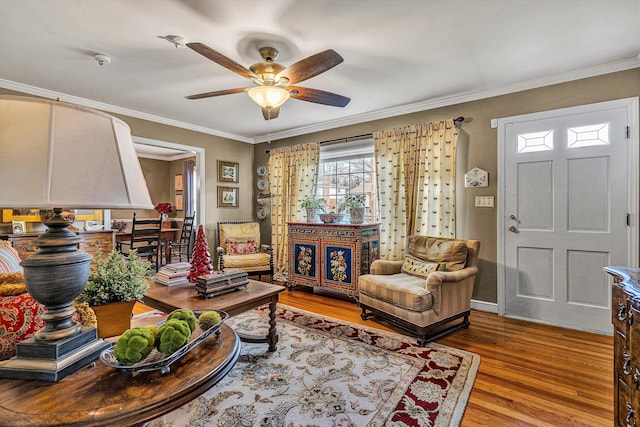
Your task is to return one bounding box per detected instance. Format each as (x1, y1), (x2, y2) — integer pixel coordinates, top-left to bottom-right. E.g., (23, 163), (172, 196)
(498, 98), (638, 334)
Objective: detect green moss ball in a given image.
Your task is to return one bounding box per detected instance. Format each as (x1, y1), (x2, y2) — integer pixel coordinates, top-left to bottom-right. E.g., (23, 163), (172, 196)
(166, 308), (197, 333)
(198, 311), (222, 330)
(114, 326), (156, 364)
(157, 319), (192, 354)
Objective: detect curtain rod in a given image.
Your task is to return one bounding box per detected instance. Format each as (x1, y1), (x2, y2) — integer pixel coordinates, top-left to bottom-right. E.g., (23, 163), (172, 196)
(265, 116), (464, 153)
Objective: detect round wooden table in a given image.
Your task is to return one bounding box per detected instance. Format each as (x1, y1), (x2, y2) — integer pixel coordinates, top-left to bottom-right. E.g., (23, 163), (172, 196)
(0, 324), (240, 427)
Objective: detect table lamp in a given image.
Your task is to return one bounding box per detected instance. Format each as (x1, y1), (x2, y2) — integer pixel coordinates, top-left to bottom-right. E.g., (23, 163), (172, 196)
(0, 95), (154, 381)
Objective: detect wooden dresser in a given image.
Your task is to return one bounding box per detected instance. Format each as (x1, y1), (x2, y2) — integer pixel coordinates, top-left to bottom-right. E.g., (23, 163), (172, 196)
(287, 222), (380, 297)
(0, 229), (115, 260)
(605, 266), (640, 426)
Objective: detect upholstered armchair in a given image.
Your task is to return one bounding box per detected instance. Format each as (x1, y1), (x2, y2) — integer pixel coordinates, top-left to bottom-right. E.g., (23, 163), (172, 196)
(216, 221), (273, 283)
(358, 235), (480, 345)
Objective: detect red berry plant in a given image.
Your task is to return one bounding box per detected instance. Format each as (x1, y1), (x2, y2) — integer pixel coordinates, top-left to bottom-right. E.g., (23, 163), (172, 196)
(154, 203), (173, 215)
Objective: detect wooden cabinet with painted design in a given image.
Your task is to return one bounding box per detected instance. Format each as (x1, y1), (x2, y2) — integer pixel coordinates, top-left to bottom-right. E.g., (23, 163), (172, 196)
(287, 222), (380, 297)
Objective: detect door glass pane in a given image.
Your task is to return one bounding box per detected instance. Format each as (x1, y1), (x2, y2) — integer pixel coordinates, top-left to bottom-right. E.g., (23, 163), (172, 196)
(518, 130), (554, 153)
(567, 123), (609, 148)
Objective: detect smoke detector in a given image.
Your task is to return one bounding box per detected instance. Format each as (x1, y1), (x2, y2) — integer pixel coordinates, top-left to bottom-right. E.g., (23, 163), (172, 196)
(94, 54), (111, 66)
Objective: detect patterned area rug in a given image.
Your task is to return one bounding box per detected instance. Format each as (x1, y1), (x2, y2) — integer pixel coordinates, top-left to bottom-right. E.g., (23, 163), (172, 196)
(148, 304), (480, 427)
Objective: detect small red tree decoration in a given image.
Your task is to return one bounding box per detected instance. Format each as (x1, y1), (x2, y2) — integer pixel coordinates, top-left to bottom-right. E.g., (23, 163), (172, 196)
(188, 225), (213, 283)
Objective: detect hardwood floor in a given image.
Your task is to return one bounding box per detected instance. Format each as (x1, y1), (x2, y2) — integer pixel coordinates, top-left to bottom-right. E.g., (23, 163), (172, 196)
(136, 285), (613, 426)
(278, 287), (613, 427)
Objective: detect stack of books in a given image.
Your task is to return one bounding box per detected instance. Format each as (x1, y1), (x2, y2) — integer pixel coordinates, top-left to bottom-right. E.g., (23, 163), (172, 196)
(195, 270), (249, 298)
(155, 262), (191, 286)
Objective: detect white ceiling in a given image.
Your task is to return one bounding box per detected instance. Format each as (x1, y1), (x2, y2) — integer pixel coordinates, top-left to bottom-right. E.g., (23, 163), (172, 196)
(1, 0), (639, 144)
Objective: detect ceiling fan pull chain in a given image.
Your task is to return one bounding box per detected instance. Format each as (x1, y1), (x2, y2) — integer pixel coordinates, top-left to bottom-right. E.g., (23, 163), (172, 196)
(267, 109), (272, 144)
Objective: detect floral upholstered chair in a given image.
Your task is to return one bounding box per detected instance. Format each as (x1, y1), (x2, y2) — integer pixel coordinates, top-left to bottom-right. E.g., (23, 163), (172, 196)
(0, 241), (45, 360)
(358, 235), (480, 345)
(0, 241), (95, 360)
(216, 221), (273, 283)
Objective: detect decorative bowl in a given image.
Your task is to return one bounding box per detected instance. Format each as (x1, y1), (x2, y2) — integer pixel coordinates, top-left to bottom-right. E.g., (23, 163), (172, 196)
(100, 310), (228, 374)
(318, 213), (349, 224)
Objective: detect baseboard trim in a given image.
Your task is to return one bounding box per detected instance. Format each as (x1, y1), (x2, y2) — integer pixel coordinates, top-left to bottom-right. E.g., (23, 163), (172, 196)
(470, 299), (498, 313)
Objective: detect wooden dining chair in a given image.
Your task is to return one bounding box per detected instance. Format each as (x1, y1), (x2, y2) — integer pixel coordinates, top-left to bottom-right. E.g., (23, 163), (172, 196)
(167, 212), (195, 262)
(116, 213), (163, 272)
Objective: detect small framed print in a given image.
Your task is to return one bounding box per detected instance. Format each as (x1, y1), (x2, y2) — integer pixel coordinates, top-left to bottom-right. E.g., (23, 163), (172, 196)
(218, 160), (239, 183)
(217, 186), (239, 208)
(175, 193), (183, 210)
(12, 220), (26, 234)
(175, 174), (183, 191)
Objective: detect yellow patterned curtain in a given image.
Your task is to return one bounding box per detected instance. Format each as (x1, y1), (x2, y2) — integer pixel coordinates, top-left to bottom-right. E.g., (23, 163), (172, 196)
(268, 143), (320, 281)
(374, 119), (458, 260)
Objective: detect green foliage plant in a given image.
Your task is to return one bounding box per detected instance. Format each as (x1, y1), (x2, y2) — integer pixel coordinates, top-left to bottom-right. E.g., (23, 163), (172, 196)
(338, 194), (366, 212)
(299, 197), (326, 211)
(76, 249), (151, 306)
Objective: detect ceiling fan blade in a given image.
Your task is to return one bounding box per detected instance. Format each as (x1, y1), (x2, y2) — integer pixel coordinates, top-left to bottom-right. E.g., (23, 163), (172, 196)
(187, 43), (258, 80)
(262, 107), (280, 120)
(278, 49), (344, 84)
(185, 87), (247, 100)
(288, 86), (350, 107)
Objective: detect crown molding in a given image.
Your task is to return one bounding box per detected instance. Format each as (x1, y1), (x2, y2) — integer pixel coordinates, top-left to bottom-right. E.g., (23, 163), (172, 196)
(133, 136), (202, 161)
(253, 56), (640, 143)
(0, 79), (254, 144)
(3, 55), (638, 145)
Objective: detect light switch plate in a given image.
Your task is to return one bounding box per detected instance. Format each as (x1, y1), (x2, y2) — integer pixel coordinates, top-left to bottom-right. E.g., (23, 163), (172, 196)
(475, 196), (494, 208)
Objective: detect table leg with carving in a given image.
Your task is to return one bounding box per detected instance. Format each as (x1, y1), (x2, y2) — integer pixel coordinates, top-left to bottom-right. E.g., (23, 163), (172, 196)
(235, 294), (279, 351)
(267, 298), (278, 351)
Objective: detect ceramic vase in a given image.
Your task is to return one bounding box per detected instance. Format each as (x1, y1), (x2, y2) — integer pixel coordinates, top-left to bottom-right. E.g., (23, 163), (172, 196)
(305, 208), (321, 223)
(349, 207), (365, 224)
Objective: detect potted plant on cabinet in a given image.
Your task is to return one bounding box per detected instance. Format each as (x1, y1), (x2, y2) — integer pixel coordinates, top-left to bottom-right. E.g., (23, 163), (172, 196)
(339, 194), (367, 224)
(299, 197), (326, 223)
(75, 249), (151, 338)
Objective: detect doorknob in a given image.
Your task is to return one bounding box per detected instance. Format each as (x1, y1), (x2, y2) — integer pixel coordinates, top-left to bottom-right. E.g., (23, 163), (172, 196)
(509, 214), (517, 220)
(509, 225), (517, 233)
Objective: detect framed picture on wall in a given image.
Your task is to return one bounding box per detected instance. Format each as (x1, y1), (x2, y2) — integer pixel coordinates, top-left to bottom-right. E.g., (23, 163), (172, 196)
(175, 174), (183, 191)
(218, 160), (239, 183)
(175, 193), (183, 210)
(217, 186), (239, 208)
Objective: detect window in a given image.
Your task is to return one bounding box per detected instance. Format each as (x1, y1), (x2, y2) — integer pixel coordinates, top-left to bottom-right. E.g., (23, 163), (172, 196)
(314, 139), (378, 222)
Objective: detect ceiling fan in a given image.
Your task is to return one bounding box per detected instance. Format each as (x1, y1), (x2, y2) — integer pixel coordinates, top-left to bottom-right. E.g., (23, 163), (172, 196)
(185, 43), (351, 120)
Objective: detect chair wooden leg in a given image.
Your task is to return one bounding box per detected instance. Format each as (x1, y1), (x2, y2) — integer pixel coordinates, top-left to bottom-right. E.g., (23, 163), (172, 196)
(359, 303), (470, 346)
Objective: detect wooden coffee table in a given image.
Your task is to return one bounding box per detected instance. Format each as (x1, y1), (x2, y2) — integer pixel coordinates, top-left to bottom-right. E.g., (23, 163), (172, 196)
(143, 279), (286, 351)
(0, 324), (240, 427)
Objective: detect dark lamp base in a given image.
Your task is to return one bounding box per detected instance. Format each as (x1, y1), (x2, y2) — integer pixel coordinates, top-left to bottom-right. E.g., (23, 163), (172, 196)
(0, 327), (110, 382)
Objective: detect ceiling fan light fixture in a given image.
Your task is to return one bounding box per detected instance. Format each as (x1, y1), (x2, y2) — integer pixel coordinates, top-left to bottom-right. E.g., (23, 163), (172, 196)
(247, 86), (290, 109)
